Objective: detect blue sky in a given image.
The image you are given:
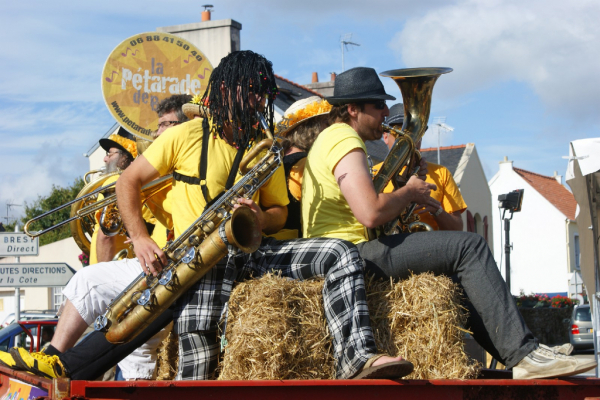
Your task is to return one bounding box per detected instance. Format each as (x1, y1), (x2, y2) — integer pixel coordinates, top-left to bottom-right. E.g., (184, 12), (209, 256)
(1, 0), (599, 222)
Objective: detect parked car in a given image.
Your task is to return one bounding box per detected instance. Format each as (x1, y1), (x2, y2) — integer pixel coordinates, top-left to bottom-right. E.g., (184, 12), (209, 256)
(1, 310), (58, 327)
(569, 304), (594, 351)
(0, 319), (58, 353)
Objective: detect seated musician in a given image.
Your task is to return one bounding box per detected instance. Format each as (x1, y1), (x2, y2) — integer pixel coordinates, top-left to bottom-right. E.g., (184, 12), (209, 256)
(277, 96), (332, 236)
(300, 66), (595, 379)
(3, 51), (413, 382)
(374, 103), (466, 231)
(0, 96), (190, 380)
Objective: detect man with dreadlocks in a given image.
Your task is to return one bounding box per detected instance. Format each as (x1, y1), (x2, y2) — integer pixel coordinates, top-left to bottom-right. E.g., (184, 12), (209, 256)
(7, 50), (413, 381)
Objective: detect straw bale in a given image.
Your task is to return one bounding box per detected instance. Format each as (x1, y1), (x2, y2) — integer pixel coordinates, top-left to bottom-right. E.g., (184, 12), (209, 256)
(218, 273), (335, 380)
(155, 330), (179, 380)
(219, 272), (480, 380)
(366, 273), (481, 380)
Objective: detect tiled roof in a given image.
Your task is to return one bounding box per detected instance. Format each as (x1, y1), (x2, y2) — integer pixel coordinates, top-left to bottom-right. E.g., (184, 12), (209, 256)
(513, 167), (577, 220)
(274, 75), (323, 113)
(420, 144), (467, 175)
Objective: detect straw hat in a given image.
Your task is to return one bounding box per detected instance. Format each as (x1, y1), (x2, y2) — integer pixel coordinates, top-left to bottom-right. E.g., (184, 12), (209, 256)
(99, 132), (137, 159)
(276, 96), (332, 137)
(180, 93), (210, 120)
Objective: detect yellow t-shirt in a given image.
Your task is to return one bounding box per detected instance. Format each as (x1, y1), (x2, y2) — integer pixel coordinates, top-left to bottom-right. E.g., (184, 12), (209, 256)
(143, 118), (288, 237)
(89, 175), (130, 264)
(301, 123), (367, 244)
(373, 161), (467, 231)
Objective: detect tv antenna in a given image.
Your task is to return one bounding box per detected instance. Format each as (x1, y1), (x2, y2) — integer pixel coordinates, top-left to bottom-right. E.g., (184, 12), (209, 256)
(340, 34), (360, 72)
(433, 117), (454, 164)
(4, 202), (22, 226)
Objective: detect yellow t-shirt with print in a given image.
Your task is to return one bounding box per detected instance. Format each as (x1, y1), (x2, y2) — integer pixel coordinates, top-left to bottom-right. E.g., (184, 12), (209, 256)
(372, 161), (467, 231)
(301, 123), (367, 244)
(143, 117), (288, 237)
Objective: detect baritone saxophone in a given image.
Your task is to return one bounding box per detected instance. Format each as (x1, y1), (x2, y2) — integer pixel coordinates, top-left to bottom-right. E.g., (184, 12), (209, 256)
(94, 112), (282, 343)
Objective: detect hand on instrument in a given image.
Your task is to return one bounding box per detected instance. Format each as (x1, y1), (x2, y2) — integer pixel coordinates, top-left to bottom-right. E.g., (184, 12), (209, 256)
(415, 204), (443, 216)
(234, 197), (265, 232)
(406, 176), (440, 209)
(416, 158), (428, 181)
(132, 236), (167, 277)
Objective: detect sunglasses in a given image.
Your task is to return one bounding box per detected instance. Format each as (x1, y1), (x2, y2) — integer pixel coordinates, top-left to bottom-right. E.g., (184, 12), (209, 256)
(359, 100), (387, 110)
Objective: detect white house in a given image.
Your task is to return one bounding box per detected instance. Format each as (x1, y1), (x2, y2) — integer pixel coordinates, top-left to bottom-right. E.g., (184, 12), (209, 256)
(420, 144), (494, 248)
(488, 158), (579, 297)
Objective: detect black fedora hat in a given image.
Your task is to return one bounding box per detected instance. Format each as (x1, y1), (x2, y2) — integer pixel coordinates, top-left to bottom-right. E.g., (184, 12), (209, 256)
(326, 67), (396, 106)
(386, 103), (404, 126)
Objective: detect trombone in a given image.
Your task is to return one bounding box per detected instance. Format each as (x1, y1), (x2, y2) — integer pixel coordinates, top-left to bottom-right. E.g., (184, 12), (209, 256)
(24, 174), (173, 248)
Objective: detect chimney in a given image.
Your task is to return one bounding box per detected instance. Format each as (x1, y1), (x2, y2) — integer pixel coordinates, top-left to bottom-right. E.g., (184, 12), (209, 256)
(499, 156), (513, 172)
(330, 72), (336, 81)
(312, 72), (319, 83)
(553, 170), (563, 185)
(201, 4), (213, 21)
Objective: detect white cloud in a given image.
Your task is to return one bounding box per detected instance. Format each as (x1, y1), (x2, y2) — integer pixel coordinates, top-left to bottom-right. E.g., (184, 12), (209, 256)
(391, 0), (600, 123)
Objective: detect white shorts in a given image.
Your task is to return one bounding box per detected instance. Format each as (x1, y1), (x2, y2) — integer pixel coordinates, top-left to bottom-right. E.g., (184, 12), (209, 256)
(63, 258), (169, 379)
(63, 258), (144, 326)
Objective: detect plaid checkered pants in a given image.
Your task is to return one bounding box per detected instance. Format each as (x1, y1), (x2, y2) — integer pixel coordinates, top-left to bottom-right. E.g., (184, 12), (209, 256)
(174, 234), (377, 380)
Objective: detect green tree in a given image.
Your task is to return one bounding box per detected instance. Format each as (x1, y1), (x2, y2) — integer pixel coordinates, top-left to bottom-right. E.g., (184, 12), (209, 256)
(21, 178), (86, 246)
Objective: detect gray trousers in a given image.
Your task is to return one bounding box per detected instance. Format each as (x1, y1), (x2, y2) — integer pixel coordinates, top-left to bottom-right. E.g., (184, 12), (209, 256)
(356, 230), (537, 369)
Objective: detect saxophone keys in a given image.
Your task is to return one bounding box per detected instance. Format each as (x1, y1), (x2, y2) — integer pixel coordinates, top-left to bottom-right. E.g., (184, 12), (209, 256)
(188, 234), (201, 247)
(94, 315), (109, 331)
(158, 269), (173, 285)
(181, 246), (197, 264)
(137, 289), (152, 306)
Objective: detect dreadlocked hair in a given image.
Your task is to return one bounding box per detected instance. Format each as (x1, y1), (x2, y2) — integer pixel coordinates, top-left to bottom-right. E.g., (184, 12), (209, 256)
(201, 50), (278, 150)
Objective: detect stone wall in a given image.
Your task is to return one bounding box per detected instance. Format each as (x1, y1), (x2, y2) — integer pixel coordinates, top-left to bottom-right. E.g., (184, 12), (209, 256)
(518, 307), (572, 345)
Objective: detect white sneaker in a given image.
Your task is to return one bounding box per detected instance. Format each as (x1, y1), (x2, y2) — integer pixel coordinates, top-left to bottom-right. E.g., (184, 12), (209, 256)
(542, 343), (574, 356)
(513, 346), (597, 379)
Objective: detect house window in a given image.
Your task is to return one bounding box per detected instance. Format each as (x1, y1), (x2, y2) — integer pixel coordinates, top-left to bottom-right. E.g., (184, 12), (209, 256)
(574, 234), (580, 270)
(52, 287), (65, 311)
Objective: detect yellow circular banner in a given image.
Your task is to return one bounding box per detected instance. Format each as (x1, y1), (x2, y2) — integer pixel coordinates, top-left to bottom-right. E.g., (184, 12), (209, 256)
(102, 32), (213, 140)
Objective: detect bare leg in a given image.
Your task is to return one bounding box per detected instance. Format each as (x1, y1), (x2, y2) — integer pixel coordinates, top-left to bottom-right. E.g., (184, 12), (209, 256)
(50, 300), (89, 352)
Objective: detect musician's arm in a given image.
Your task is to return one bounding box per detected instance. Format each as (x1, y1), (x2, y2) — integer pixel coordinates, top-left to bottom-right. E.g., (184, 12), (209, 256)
(116, 155), (164, 274)
(335, 149), (440, 228)
(435, 209), (463, 231)
(96, 230), (117, 262)
(235, 200), (288, 234)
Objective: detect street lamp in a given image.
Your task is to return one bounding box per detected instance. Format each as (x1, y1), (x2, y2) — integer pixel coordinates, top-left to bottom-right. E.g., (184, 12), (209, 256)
(498, 189), (524, 292)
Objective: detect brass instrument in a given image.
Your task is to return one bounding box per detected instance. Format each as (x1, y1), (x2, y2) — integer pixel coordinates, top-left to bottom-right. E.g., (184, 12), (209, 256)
(94, 112), (283, 344)
(24, 173), (173, 255)
(368, 67), (452, 238)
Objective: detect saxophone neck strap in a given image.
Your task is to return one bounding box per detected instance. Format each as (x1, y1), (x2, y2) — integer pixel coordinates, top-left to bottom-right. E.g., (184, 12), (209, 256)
(172, 118), (244, 204)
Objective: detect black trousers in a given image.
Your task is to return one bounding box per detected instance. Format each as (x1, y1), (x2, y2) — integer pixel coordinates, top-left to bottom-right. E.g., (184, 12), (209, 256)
(60, 309), (173, 380)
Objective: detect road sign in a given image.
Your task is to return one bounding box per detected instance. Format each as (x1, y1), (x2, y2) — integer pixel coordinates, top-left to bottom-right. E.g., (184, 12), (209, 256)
(0, 232), (39, 257)
(0, 263), (76, 287)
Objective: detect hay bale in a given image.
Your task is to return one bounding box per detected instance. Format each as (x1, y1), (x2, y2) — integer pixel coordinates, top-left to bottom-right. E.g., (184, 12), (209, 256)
(366, 273), (481, 380)
(155, 330), (179, 380)
(218, 273), (335, 380)
(219, 272), (480, 380)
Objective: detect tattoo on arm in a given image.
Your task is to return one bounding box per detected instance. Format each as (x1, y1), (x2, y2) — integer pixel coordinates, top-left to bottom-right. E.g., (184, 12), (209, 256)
(337, 173), (348, 187)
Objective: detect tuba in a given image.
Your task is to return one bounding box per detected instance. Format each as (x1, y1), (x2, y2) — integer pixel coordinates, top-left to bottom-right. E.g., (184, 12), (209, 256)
(368, 67), (452, 238)
(94, 112), (282, 344)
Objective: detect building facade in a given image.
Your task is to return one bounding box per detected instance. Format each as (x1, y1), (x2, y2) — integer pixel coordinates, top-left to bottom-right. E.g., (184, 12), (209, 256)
(488, 158), (579, 297)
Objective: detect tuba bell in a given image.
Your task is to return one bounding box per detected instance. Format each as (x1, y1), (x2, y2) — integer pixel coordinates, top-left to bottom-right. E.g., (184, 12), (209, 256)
(368, 67), (452, 238)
